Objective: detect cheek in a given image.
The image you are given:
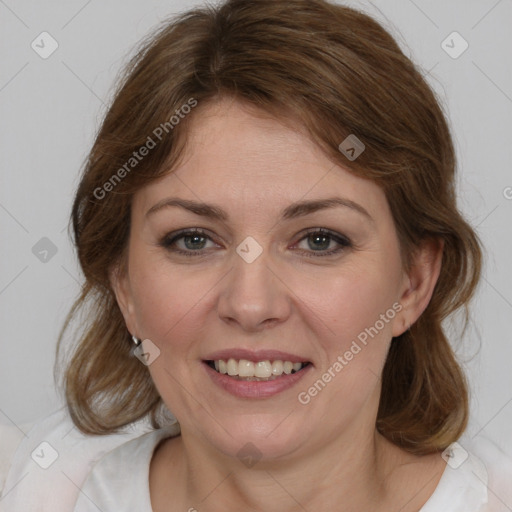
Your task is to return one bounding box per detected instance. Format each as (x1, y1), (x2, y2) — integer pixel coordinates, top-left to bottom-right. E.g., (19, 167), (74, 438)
(126, 244), (173, 323)
(128, 243), (230, 360)
(312, 260), (401, 344)
(298, 269), (400, 410)
(131, 264), (208, 344)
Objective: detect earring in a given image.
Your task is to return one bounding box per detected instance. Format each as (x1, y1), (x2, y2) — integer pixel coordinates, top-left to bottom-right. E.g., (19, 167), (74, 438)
(132, 335), (141, 346)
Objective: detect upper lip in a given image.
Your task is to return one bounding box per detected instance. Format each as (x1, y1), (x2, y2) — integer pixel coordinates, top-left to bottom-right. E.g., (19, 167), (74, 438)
(204, 348), (310, 364)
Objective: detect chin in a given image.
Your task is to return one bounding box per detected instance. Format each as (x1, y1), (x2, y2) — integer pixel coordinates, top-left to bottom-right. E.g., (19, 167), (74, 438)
(202, 415), (308, 463)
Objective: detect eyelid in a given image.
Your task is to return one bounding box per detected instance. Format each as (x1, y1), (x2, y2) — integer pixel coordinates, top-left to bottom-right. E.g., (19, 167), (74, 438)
(161, 227), (220, 248)
(294, 227), (351, 246)
(159, 227), (352, 258)
(290, 227), (352, 257)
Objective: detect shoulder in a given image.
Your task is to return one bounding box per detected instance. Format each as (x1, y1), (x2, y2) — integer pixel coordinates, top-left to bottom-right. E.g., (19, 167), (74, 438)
(74, 425), (179, 512)
(0, 407), (153, 512)
(463, 432), (512, 511)
(417, 427), (512, 512)
(0, 418), (30, 497)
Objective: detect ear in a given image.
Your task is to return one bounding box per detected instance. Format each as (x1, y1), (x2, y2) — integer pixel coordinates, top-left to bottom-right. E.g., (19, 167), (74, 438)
(392, 237), (444, 337)
(109, 264), (139, 338)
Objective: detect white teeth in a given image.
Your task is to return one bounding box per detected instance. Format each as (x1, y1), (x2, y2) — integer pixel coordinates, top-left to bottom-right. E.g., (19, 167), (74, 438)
(272, 360), (284, 375)
(227, 359), (238, 376)
(239, 360), (255, 377)
(254, 361), (272, 378)
(211, 358), (307, 379)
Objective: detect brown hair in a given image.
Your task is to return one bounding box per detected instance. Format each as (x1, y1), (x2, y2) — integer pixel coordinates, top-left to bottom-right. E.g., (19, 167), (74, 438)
(56, 0), (482, 455)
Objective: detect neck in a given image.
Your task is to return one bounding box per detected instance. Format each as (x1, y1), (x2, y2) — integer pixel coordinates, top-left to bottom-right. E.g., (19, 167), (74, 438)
(151, 417), (405, 512)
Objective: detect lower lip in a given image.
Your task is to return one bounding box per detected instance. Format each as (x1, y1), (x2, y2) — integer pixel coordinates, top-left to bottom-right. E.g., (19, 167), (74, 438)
(203, 362), (313, 398)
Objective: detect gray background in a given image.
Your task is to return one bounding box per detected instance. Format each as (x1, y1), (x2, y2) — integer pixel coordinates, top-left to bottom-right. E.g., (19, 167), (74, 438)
(1, 0), (511, 450)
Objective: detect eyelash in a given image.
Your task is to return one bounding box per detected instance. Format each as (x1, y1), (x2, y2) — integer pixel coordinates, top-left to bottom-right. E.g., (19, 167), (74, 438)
(159, 228), (352, 258)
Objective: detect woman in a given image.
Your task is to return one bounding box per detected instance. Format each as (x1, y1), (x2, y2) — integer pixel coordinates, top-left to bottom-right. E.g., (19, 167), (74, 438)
(1, 0), (511, 510)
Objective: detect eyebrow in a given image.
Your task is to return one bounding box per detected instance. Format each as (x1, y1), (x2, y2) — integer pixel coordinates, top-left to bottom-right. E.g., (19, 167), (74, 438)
(146, 196), (373, 223)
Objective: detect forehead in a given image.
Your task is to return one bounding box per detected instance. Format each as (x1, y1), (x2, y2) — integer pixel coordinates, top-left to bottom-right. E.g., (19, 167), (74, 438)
(182, 99), (325, 178)
(133, 99), (388, 222)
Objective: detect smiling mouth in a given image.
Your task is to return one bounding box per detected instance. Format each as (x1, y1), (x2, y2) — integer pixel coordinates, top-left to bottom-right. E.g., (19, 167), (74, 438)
(205, 358), (312, 381)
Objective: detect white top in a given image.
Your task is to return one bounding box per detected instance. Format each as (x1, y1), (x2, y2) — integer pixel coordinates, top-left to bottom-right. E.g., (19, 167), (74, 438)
(1, 407), (511, 511)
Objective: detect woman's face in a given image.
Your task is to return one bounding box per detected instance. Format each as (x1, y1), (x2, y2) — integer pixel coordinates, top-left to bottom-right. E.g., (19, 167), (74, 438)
(113, 98), (424, 461)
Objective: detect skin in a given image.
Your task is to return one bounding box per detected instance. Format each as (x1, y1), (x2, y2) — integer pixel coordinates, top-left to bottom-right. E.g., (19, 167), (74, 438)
(112, 97), (446, 511)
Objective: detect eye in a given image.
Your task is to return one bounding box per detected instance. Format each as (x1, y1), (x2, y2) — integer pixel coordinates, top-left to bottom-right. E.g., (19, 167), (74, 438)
(293, 228), (352, 257)
(159, 227), (352, 258)
(159, 228), (218, 257)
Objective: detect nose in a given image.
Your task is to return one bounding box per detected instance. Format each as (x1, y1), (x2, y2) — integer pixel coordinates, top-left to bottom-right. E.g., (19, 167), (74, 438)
(216, 245), (292, 332)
